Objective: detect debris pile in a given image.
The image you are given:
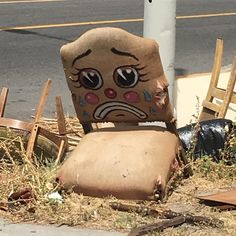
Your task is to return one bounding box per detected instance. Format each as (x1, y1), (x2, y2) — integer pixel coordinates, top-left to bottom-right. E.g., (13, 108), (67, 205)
(0, 30), (236, 235)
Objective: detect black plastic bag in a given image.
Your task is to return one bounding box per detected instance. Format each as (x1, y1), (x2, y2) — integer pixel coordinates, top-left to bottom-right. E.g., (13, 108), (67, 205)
(178, 119), (234, 161)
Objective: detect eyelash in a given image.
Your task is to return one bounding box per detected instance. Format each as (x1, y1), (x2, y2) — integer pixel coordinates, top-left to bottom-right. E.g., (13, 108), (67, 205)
(132, 64), (149, 82)
(70, 63), (149, 88)
(70, 68), (82, 87)
(72, 67), (82, 77)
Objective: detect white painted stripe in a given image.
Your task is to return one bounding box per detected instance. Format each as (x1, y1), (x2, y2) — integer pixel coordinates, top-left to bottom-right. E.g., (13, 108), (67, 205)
(0, 19), (143, 31)
(1, 12), (235, 31)
(0, 0), (63, 4)
(177, 12), (236, 19)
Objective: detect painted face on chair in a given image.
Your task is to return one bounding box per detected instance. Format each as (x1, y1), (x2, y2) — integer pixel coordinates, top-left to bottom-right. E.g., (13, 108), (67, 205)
(60, 27), (173, 123)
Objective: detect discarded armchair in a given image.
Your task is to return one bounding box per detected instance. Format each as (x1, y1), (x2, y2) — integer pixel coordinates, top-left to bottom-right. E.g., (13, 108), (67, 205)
(57, 27), (190, 201)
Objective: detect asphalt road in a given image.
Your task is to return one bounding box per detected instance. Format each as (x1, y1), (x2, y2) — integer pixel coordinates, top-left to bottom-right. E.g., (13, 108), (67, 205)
(0, 0), (236, 120)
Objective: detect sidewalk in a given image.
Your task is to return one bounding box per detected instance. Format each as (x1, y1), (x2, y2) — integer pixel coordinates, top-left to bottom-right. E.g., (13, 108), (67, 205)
(0, 218), (125, 236)
(175, 70), (236, 127)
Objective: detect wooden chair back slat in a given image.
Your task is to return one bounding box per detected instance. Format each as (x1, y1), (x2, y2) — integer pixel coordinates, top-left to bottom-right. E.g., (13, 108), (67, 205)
(199, 38), (236, 121)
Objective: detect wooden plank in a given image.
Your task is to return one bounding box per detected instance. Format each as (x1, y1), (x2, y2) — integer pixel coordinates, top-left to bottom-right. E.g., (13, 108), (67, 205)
(0, 117), (33, 130)
(199, 39), (224, 121)
(55, 96), (66, 135)
(26, 124), (39, 159)
(198, 107), (217, 121)
(0, 87), (9, 117)
(230, 93), (236, 104)
(26, 79), (52, 160)
(201, 100), (220, 112)
(211, 87), (225, 100)
(197, 189), (236, 206)
(34, 79), (52, 122)
(55, 96), (68, 157)
(205, 38), (224, 101)
(218, 55), (236, 117)
(54, 139), (65, 165)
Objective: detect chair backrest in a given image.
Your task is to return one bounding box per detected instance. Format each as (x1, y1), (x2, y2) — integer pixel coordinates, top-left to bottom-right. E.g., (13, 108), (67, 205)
(60, 27), (174, 125)
(199, 38), (236, 121)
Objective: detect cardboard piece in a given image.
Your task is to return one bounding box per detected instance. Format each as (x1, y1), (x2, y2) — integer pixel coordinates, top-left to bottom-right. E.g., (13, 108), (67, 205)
(197, 189), (236, 207)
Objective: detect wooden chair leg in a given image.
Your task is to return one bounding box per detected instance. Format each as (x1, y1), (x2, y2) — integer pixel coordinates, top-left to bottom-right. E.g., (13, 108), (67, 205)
(0, 87), (9, 117)
(26, 79), (52, 160)
(218, 55), (236, 118)
(56, 96), (67, 135)
(55, 96), (68, 156)
(198, 38), (224, 121)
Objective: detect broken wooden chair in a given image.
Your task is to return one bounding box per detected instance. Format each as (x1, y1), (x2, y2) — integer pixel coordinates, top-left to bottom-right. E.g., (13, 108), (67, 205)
(0, 80), (68, 164)
(57, 27), (191, 201)
(199, 38), (236, 121)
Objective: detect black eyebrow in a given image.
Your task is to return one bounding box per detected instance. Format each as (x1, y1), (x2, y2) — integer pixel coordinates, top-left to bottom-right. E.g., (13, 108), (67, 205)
(111, 47), (139, 61)
(72, 49), (92, 66)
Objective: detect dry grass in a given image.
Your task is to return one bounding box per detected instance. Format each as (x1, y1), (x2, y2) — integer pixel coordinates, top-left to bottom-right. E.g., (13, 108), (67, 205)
(0, 117), (236, 235)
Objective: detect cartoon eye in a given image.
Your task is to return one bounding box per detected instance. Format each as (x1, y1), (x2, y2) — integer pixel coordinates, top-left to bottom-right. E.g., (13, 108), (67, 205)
(73, 68), (103, 90)
(113, 66), (139, 88)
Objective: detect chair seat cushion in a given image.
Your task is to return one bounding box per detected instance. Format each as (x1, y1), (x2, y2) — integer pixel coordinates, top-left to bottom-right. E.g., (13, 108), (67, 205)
(57, 126), (179, 201)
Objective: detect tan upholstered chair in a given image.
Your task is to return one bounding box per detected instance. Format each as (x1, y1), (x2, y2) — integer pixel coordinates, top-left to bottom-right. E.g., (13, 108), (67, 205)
(57, 27), (189, 201)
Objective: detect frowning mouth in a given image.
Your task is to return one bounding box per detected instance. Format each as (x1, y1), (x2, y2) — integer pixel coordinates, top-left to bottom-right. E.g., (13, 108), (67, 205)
(93, 101), (147, 120)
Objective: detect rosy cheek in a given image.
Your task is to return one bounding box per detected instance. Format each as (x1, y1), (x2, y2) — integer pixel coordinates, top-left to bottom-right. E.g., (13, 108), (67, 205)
(123, 91), (140, 103)
(84, 92), (99, 105)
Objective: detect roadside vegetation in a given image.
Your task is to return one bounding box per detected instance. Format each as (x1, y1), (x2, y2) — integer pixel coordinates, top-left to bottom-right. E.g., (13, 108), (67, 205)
(0, 117), (236, 235)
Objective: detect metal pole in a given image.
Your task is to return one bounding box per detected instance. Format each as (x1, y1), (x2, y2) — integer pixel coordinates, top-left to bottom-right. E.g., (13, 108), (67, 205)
(143, 0), (176, 104)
